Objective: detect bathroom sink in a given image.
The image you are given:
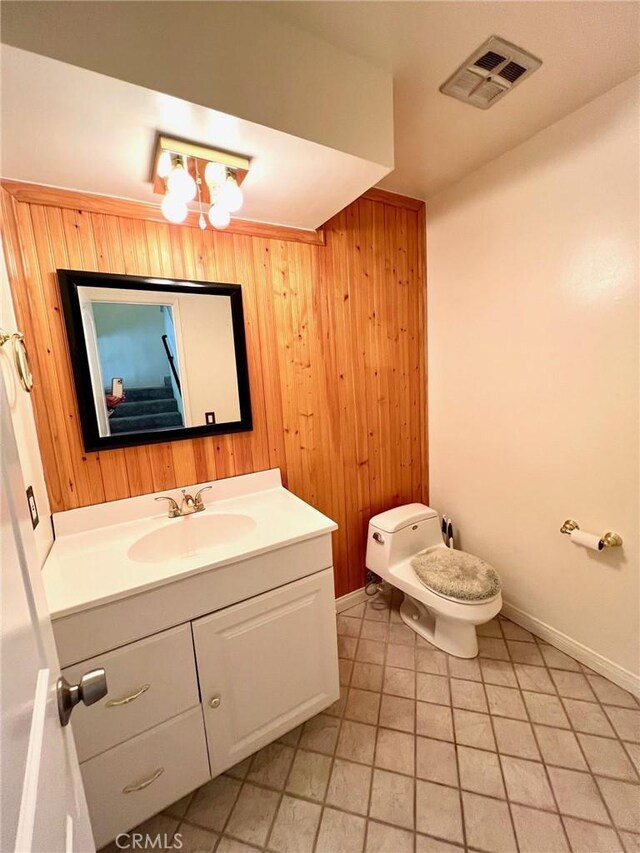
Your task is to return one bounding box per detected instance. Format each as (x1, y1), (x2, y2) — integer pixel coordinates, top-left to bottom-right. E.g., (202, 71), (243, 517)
(44, 470), (340, 620)
(128, 513), (257, 563)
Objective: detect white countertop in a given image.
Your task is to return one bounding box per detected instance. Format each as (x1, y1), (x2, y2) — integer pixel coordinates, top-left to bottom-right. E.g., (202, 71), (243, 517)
(43, 470), (337, 619)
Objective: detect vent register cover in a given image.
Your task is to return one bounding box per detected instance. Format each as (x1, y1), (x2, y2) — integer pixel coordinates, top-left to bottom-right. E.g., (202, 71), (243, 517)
(440, 36), (542, 109)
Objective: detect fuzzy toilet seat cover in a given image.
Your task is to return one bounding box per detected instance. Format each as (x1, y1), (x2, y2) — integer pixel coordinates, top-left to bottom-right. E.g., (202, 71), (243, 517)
(410, 548), (501, 602)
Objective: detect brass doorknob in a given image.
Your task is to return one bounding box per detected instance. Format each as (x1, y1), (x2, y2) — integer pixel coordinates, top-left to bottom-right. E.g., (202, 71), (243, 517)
(209, 695), (221, 709)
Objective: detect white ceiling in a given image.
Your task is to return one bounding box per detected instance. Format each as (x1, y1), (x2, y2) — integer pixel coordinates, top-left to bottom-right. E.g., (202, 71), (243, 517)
(3, 3), (638, 215)
(268, 1), (640, 199)
(0, 46), (388, 231)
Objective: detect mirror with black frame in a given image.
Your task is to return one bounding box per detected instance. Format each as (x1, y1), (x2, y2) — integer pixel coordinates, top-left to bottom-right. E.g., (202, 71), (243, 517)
(58, 270), (252, 451)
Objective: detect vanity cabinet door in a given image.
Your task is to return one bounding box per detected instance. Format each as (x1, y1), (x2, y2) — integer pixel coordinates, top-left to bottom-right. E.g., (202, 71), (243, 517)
(193, 567), (339, 777)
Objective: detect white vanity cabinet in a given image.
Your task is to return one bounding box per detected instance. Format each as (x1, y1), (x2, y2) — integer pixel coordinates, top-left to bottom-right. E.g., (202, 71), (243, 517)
(44, 470), (340, 849)
(194, 568), (338, 776)
(63, 562), (339, 849)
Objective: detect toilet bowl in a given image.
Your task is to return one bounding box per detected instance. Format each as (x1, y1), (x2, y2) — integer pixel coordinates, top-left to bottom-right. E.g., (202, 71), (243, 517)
(365, 504), (502, 658)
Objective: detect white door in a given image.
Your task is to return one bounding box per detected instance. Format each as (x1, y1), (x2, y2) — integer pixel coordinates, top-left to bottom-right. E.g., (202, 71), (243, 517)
(76, 291), (110, 438)
(0, 374), (96, 853)
(78, 287), (193, 431)
(192, 568), (339, 777)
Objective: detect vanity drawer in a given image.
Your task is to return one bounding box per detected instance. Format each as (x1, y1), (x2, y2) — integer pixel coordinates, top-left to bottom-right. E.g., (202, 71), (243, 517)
(81, 706), (210, 849)
(63, 623), (199, 762)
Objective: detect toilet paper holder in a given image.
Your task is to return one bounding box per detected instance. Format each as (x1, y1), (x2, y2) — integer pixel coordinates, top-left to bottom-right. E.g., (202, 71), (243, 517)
(560, 519), (623, 549)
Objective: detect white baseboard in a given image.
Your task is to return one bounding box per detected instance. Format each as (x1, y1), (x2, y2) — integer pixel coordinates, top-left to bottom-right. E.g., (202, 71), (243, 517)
(335, 586), (369, 613)
(502, 600), (640, 698)
(334, 588), (640, 698)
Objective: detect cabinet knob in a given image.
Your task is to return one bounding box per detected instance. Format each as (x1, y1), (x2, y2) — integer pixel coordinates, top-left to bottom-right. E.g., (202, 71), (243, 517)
(209, 695), (221, 709)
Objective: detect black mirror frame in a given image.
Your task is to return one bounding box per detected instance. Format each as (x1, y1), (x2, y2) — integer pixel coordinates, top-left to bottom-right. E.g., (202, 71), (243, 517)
(57, 269), (253, 452)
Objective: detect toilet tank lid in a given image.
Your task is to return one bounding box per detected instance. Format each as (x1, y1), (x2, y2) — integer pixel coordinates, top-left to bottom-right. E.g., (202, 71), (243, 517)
(369, 503), (438, 533)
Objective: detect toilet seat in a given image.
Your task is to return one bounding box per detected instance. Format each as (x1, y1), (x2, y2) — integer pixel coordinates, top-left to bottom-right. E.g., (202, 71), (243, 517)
(374, 553), (503, 658)
(411, 547), (501, 603)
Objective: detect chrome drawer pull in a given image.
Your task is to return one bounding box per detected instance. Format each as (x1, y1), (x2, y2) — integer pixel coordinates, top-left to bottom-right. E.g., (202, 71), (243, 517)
(122, 767), (164, 794)
(106, 684), (150, 707)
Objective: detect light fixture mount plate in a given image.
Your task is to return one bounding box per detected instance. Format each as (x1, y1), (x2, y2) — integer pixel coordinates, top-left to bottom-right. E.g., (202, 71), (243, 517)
(152, 135), (250, 204)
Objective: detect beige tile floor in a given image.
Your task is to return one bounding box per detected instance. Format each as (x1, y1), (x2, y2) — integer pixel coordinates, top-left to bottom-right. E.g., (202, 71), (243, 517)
(106, 589), (640, 853)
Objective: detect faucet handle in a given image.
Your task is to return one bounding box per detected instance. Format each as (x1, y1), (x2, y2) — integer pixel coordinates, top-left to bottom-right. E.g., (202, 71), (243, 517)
(155, 495), (180, 518)
(194, 486), (213, 508)
(181, 489), (195, 507)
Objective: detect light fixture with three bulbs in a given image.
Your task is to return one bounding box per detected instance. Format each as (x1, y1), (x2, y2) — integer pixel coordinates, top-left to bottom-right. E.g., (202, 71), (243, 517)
(153, 136), (250, 230)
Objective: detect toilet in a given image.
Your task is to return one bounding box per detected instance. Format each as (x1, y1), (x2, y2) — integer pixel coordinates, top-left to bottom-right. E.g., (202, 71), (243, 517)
(366, 504), (502, 658)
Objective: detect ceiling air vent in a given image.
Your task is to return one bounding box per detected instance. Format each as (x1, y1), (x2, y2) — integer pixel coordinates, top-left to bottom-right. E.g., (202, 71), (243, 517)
(440, 36), (541, 110)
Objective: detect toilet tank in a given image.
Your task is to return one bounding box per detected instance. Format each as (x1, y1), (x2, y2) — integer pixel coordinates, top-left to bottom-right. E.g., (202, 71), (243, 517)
(366, 504), (442, 574)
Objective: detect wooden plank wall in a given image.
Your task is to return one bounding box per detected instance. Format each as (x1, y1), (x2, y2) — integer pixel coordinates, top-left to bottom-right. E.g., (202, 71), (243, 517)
(1, 185), (427, 598)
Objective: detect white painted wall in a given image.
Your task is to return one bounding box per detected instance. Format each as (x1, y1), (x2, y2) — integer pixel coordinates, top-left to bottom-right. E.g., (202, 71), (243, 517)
(93, 303), (169, 390)
(1, 2), (393, 169)
(0, 245), (53, 567)
(1, 45), (390, 233)
(427, 76), (639, 688)
(178, 296), (240, 427)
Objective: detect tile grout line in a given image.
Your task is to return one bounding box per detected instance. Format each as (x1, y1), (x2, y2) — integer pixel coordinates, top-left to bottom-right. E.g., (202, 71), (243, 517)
(447, 644), (469, 852)
(420, 633), (638, 830)
(324, 593), (379, 853)
(310, 601), (365, 853)
(552, 687), (633, 849)
(512, 626), (611, 838)
(478, 623), (522, 853)
(529, 623), (640, 833)
(167, 790), (197, 852)
(341, 672), (637, 761)
(501, 617), (640, 847)
(262, 731), (303, 853)
(285, 670), (637, 816)
(352, 596), (376, 853)
(530, 627), (640, 713)
(413, 619), (419, 853)
(496, 614), (570, 853)
(163, 602), (637, 853)
(342, 603), (640, 840)
(210, 764), (249, 853)
(528, 632), (638, 847)
(481, 626), (640, 757)
(363, 596), (390, 853)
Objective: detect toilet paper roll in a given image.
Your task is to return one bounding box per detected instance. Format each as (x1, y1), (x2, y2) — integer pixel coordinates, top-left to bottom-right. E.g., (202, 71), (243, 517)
(570, 529), (604, 551)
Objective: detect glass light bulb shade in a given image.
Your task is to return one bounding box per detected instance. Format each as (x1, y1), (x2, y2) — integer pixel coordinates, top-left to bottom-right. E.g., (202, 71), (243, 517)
(167, 165), (196, 202)
(208, 203), (231, 230)
(157, 150), (172, 179)
(161, 194), (188, 224)
(217, 176), (243, 213)
(204, 162), (226, 186)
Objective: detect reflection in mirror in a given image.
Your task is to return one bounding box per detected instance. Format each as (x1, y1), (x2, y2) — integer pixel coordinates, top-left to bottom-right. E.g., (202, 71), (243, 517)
(82, 288), (241, 437)
(58, 271), (252, 451)
(92, 301), (184, 436)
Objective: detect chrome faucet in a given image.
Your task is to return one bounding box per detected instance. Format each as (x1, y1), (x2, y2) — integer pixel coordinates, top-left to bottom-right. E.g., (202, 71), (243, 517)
(155, 486), (212, 518)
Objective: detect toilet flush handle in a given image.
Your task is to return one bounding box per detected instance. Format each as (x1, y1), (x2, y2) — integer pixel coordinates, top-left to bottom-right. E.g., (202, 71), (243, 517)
(372, 532), (385, 544)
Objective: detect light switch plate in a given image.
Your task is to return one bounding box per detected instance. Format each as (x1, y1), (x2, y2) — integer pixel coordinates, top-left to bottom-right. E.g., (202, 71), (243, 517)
(26, 485), (39, 529)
